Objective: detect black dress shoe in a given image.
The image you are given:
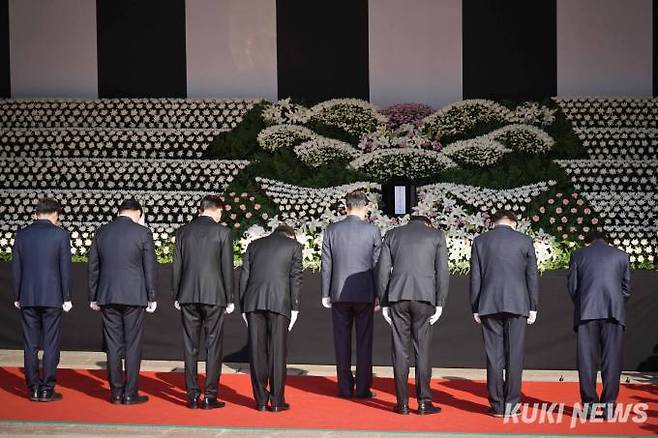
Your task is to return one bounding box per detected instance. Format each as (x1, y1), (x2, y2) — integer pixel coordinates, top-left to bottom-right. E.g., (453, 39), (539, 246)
(418, 402), (441, 415)
(29, 388), (39, 402)
(39, 390), (63, 402)
(256, 405), (268, 412)
(111, 394), (123, 405)
(187, 396), (200, 409)
(488, 407), (504, 417)
(123, 394), (149, 405)
(337, 392), (354, 399)
(394, 404), (410, 415)
(202, 398), (226, 409)
(270, 402), (290, 412)
(355, 390), (376, 399)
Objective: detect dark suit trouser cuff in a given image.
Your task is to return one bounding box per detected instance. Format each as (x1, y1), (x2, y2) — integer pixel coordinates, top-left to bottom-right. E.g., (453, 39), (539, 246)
(181, 304), (225, 399)
(21, 307), (62, 391)
(247, 311), (288, 406)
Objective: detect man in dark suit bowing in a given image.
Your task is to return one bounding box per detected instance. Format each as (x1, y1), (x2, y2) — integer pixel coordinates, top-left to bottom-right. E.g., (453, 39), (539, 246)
(172, 195), (235, 410)
(568, 230), (631, 418)
(240, 224), (303, 412)
(470, 210), (539, 417)
(88, 199), (157, 405)
(321, 190), (381, 399)
(12, 198), (72, 402)
(376, 216), (448, 415)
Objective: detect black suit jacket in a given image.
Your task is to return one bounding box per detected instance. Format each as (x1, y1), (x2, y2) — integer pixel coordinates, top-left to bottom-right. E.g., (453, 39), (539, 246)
(172, 216), (234, 306)
(11, 220), (72, 307)
(376, 220), (449, 307)
(239, 231), (303, 319)
(469, 225), (539, 317)
(88, 216), (157, 306)
(567, 240), (631, 328)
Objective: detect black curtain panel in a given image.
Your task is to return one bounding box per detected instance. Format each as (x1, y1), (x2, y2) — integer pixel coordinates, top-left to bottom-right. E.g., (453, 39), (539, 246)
(1, 263), (657, 371)
(96, 0), (186, 98)
(276, 0), (369, 105)
(0, 0), (9, 98)
(462, 0), (557, 100)
(653, 0), (658, 97)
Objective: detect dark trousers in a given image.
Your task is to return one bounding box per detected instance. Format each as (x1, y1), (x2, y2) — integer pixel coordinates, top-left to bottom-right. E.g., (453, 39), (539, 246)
(481, 313), (526, 414)
(247, 310), (288, 407)
(390, 300), (434, 406)
(181, 304), (225, 399)
(331, 302), (374, 397)
(101, 304), (145, 398)
(577, 319), (624, 407)
(21, 306), (62, 392)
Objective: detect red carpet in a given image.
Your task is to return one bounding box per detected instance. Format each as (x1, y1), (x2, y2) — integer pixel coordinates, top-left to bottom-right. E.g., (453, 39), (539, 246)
(0, 367), (656, 435)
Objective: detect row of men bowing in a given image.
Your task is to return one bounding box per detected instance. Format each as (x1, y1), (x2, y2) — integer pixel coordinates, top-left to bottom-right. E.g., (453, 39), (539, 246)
(11, 190), (630, 418)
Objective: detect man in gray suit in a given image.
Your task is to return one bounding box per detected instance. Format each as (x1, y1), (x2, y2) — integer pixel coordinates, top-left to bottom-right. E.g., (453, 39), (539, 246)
(567, 230), (631, 418)
(376, 216), (448, 415)
(470, 210), (539, 417)
(321, 190), (381, 398)
(240, 224), (303, 412)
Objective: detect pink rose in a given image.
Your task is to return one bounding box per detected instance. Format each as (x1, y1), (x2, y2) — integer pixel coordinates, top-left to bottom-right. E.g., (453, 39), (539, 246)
(591, 218), (599, 225)
(539, 206), (545, 213)
(549, 217), (556, 224)
(254, 204), (261, 210)
(570, 208), (577, 214)
(577, 217), (583, 224)
(561, 216), (568, 223)
(555, 207), (563, 214)
(584, 208), (591, 215)
(230, 213), (237, 220)
(562, 198), (569, 205)
(262, 213), (269, 220)
(239, 204), (247, 211)
(224, 205), (231, 211)
(532, 215), (540, 222)
(547, 199), (555, 205)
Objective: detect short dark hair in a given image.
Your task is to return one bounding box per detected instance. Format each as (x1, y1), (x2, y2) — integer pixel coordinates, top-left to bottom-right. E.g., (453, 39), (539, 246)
(410, 215), (432, 226)
(35, 198), (61, 215)
(274, 224), (296, 239)
(584, 229), (608, 244)
(491, 209), (517, 224)
(118, 198), (143, 215)
(199, 195), (224, 212)
(345, 190), (368, 209)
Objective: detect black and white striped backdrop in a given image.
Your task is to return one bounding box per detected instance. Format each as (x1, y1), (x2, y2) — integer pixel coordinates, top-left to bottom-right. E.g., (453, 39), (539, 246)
(1, 0), (656, 105)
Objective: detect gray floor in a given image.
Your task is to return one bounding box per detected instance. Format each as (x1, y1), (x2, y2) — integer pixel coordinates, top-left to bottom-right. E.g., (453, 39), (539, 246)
(0, 422), (602, 438)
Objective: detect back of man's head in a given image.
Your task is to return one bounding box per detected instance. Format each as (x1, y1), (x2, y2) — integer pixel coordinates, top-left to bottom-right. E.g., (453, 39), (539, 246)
(491, 209), (517, 226)
(118, 198), (143, 215)
(345, 190), (368, 211)
(35, 198), (62, 217)
(199, 195), (224, 213)
(584, 229), (608, 245)
(410, 215), (432, 227)
(274, 224), (296, 239)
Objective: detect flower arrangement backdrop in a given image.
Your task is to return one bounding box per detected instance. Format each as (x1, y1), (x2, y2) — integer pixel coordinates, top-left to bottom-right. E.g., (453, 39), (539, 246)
(0, 96), (655, 271)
